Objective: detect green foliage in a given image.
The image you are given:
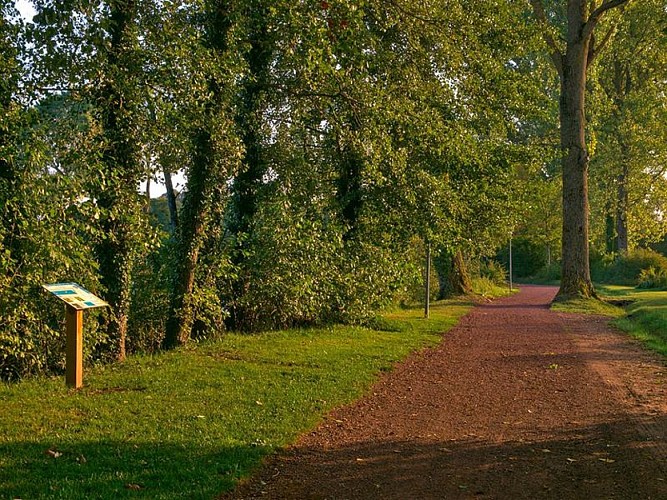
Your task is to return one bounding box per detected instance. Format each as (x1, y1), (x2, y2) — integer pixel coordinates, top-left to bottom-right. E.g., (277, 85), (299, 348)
(597, 285), (667, 357)
(1, 0), (569, 377)
(471, 277), (511, 299)
(532, 262), (561, 284)
(636, 267), (667, 290)
(591, 248), (667, 286)
(479, 260), (508, 286)
(0, 299), (469, 498)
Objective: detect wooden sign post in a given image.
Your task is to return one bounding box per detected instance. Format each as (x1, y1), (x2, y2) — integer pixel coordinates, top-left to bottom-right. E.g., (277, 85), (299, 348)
(43, 283), (108, 389)
(65, 306), (84, 388)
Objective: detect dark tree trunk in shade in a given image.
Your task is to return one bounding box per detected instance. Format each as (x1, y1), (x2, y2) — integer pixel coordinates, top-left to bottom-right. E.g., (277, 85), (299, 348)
(163, 2), (234, 348)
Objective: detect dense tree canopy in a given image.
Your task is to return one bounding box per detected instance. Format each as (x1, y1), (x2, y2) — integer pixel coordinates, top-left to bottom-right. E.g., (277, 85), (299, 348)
(2, 0), (666, 379)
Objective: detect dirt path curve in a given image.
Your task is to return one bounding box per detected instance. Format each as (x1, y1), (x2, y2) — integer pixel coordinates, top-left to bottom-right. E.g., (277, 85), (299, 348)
(226, 285), (667, 499)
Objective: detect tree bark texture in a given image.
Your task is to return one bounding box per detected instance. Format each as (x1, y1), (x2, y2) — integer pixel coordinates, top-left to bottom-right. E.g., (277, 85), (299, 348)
(94, 0), (140, 361)
(448, 251), (472, 296)
(164, 1), (233, 348)
(558, 33), (595, 298)
(532, 0), (629, 299)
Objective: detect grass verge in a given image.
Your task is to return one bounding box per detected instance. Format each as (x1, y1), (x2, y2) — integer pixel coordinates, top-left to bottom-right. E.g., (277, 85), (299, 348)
(0, 299), (470, 499)
(597, 285), (667, 358)
(550, 295), (625, 317)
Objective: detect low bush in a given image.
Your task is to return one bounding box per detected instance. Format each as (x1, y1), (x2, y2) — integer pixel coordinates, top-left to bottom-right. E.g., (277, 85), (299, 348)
(532, 262), (561, 283)
(479, 260), (507, 286)
(592, 248), (667, 286)
(637, 267), (667, 290)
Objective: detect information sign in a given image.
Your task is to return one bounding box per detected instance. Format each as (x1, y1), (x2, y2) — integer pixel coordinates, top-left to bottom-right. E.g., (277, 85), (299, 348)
(43, 282), (108, 310)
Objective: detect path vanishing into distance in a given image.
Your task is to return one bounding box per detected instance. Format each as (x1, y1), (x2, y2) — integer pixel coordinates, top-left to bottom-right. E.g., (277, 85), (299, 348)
(225, 285), (667, 499)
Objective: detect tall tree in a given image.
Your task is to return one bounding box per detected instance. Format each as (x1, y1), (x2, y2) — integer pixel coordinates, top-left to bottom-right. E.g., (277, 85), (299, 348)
(530, 0), (630, 299)
(590, 0), (667, 252)
(32, 0), (154, 361)
(163, 0), (243, 348)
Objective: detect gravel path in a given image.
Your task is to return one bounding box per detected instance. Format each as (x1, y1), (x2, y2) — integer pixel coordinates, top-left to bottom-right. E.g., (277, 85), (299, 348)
(225, 285), (667, 499)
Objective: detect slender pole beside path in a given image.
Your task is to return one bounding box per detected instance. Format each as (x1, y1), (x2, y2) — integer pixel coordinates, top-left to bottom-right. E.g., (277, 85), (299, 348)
(425, 242), (431, 319)
(66, 306), (83, 389)
(509, 237), (513, 292)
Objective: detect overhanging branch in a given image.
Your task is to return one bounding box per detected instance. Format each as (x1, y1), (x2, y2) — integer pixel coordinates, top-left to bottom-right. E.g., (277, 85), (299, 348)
(529, 0), (564, 77)
(582, 0), (630, 42)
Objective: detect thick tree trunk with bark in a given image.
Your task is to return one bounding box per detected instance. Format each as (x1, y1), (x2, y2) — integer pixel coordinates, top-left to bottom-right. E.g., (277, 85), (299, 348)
(558, 32), (595, 299)
(531, 0), (629, 300)
(436, 250), (472, 299)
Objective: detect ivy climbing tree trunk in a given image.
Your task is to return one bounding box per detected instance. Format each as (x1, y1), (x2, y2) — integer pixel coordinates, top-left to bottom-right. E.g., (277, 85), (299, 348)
(164, 1), (240, 348)
(94, 0), (143, 361)
(530, 0), (630, 300)
(164, 129), (213, 348)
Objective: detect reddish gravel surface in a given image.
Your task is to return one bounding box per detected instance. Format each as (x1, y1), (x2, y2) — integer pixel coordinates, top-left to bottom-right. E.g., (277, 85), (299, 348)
(225, 285), (667, 499)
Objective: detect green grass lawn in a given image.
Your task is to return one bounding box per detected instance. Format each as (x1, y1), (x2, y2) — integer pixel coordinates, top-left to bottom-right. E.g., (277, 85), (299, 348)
(596, 285), (667, 358)
(551, 284), (667, 358)
(0, 299), (471, 499)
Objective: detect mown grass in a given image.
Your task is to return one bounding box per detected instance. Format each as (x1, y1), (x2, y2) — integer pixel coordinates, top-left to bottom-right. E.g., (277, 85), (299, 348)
(597, 285), (667, 358)
(0, 299), (471, 499)
(550, 296), (626, 317)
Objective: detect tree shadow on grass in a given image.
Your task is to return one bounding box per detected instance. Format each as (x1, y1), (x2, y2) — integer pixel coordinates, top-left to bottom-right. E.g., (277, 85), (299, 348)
(0, 440), (270, 499)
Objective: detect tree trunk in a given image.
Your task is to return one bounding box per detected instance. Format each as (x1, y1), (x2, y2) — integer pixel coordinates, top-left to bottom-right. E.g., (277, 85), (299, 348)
(336, 126), (364, 241)
(531, 0), (629, 300)
(556, 4), (595, 300)
(163, 167), (179, 234)
(448, 250), (472, 296)
(163, 130), (212, 348)
(232, 8), (271, 238)
(164, 2), (234, 349)
(616, 162), (629, 253)
(94, 0), (140, 361)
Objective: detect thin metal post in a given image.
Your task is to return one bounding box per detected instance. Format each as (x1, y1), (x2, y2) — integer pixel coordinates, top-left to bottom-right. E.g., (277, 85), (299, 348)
(509, 237), (513, 292)
(66, 306), (83, 388)
(425, 242), (431, 318)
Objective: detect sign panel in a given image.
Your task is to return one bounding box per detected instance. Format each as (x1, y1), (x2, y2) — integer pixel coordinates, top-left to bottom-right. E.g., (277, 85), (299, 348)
(43, 282), (108, 310)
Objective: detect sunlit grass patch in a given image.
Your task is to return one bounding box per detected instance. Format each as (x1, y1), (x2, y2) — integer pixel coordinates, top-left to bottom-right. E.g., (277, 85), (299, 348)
(550, 295), (625, 317)
(0, 298), (471, 499)
(596, 285), (667, 358)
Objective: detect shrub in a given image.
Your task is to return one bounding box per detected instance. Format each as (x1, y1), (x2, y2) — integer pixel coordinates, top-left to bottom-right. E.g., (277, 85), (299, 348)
(592, 248), (667, 285)
(480, 260), (507, 286)
(637, 267), (667, 290)
(532, 262), (561, 283)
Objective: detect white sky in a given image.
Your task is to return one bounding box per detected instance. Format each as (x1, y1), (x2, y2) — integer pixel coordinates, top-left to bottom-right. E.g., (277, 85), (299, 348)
(15, 0), (35, 20)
